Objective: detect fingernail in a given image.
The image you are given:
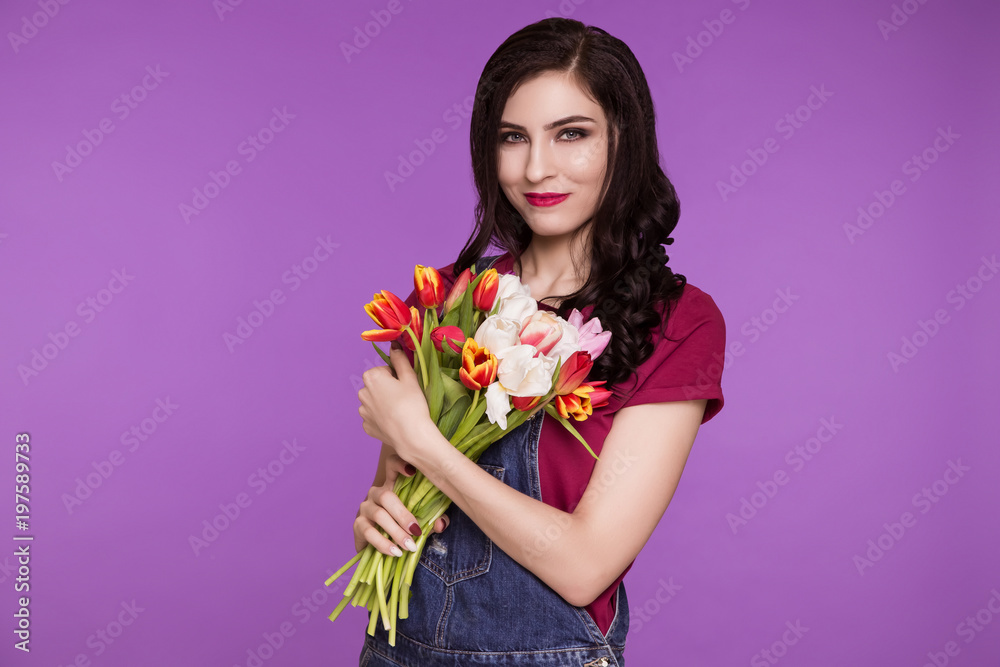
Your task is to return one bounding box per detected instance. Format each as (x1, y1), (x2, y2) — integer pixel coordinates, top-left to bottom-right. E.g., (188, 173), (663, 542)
(409, 522), (422, 536)
(390, 545), (403, 558)
(404, 464), (416, 475)
(404, 538), (417, 552)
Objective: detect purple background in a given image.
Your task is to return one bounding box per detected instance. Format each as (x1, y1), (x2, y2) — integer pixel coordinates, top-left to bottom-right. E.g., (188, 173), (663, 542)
(1, 0), (998, 664)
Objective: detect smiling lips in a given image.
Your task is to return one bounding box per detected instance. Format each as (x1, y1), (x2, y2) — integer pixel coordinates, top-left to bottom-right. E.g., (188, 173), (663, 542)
(525, 192), (569, 207)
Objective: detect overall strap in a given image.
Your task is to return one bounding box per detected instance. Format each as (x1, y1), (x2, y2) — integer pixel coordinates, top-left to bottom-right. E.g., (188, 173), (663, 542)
(475, 254), (503, 272)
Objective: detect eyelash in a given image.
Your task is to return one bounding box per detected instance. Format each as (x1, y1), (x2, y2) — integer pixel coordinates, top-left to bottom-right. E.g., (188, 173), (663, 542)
(500, 128), (588, 144)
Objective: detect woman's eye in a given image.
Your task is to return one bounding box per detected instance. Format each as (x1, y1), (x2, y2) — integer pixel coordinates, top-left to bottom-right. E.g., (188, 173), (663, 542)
(501, 129), (587, 144)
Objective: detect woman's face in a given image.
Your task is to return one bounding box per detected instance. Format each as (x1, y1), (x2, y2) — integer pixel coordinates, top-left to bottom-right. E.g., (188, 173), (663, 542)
(497, 70), (609, 240)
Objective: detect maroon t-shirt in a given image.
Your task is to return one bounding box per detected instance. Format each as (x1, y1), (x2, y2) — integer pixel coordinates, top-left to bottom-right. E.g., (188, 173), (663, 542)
(399, 251), (726, 636)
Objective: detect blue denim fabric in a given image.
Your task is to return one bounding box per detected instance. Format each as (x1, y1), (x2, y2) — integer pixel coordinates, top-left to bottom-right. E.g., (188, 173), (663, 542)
(360, 348), (630, 666)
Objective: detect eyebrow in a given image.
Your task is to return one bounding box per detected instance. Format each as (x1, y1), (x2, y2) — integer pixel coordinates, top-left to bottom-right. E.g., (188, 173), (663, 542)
(498, 115), (597, 132)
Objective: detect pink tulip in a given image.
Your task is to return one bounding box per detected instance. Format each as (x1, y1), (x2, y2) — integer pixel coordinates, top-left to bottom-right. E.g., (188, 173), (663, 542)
(568, 308), (611, 360)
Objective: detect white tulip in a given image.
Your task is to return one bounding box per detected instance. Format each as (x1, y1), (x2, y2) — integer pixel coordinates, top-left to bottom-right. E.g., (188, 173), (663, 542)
(496, 344), (556, 397)
(495, 293), (537, 326)
(485, 382), (511, 430)
(474, 315), (522, 358)
(495, 273), (532, 302)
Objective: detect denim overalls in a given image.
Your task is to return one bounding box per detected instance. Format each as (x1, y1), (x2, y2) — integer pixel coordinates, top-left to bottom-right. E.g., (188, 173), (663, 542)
(361, 255), (629, 666)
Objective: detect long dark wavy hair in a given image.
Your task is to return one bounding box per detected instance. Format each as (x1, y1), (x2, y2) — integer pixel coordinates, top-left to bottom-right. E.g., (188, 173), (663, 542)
(453, 17), (688, 399)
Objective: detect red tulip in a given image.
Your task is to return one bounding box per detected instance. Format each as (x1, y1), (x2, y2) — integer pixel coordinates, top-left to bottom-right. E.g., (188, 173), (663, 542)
(443, 267), (473, 313)
(511, 395), (543, 412)
(361, 290), (411, 342)
(472, 268), (499, 312)
(431, 326), (465, 354)
(458, 338), (498, 391)
(415, 265), (445, 309)
(552, 351), (593, 395)
(399, 307), (423, 351)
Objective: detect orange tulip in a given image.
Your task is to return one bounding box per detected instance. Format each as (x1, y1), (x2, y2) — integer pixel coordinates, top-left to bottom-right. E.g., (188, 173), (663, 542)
(361, 290), (412, 342)
(553, 380), (611, 421)
(415, 265), (445, 309)
(443, 267), (473, 313)
(458, 338), (498, 391)
(472, 268), (499, 312)
(431, 326), (465, 354)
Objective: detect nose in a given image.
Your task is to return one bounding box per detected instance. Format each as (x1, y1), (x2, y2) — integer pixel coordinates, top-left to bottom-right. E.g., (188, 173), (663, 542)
(524, 139), (557, 184)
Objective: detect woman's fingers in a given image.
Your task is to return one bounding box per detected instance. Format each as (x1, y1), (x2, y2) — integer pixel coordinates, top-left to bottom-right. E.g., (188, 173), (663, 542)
(432, 514), (450, 533)
(361, 487), (422, 554)
(387, 453), (418, 478)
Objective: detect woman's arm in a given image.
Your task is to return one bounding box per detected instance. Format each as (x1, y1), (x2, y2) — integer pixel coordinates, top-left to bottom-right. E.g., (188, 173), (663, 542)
(354, 440), (448, 554)
(370, 441), (394, 489)
(402, 398), (707, 608)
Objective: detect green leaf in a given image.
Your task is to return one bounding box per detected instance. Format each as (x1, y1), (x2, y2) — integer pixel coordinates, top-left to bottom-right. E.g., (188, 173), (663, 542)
(450, 396), (490, 447)
(422, 312), (443, 422)
(438, 395), (471, 440)
(544, 404), (600, 460)
(439, 372), (466, 413)
(458, 268), (487, 334)
(372, 341), (392, 366)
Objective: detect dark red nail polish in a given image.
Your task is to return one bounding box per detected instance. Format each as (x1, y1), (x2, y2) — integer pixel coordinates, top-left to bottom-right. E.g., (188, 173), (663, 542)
(409, 522), (422, 536)
(404, 464), (416, 475)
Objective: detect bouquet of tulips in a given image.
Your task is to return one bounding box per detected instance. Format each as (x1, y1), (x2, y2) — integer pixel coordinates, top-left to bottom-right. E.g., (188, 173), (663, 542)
(325, 259), (613, 645)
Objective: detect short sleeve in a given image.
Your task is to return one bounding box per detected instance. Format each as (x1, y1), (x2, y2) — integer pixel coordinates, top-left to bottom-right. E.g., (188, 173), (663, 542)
(622, 286), (726, 424)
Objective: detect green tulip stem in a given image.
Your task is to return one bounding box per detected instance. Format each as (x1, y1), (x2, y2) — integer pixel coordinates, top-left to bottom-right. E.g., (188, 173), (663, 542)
(403, 325), (428, 388)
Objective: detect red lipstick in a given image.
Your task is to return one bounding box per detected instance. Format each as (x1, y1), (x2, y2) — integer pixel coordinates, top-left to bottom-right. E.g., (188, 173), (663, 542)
(525, 192), (569, 207)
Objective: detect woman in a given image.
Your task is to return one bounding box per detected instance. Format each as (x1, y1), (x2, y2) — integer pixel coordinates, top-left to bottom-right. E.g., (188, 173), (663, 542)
(354, 17), (726, 666)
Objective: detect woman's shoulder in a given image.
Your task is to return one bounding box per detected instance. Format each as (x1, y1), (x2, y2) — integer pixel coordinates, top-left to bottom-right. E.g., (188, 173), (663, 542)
(652, 281), (724, 335)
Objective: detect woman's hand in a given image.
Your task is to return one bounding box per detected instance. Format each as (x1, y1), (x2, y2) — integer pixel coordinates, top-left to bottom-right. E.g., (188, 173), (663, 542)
(354, 451), (450, 555)
(358, 345), (433, 463)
